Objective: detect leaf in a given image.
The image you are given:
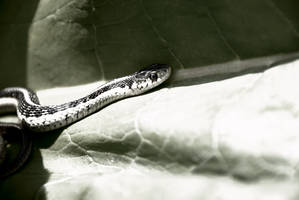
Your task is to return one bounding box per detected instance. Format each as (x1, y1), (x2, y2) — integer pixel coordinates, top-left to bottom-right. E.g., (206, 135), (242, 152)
(1, 0), (299, 88)
(1, 0), (299, 200)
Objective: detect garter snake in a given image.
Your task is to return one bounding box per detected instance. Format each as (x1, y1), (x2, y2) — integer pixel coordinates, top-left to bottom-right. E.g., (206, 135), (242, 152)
(0, 64), (171, 177)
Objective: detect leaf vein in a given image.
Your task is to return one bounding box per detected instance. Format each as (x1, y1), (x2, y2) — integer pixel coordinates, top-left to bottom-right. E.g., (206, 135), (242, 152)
(266, 0), (299, 38)
(205, 8), (240, 60)
(139, 0), (185, 69)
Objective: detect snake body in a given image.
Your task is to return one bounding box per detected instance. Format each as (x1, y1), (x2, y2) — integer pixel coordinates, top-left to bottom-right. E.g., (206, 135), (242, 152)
(0, 64), (171, 132)
(0, 64), (171, 177)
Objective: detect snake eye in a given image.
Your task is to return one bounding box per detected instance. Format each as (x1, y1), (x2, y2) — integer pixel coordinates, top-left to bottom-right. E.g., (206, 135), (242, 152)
(150, 73), (158, 81)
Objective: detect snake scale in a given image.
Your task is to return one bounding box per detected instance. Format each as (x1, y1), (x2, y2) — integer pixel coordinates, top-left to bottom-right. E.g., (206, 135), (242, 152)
(0, 64), (171, 177)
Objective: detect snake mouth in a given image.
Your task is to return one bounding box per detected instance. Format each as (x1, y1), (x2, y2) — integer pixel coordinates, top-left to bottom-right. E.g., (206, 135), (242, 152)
(155, 64), (172, 82)
(160, 64), (171, 79)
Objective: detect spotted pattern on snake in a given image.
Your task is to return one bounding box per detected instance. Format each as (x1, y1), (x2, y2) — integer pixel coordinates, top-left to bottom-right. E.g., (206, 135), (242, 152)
(0, 64), (171, 132)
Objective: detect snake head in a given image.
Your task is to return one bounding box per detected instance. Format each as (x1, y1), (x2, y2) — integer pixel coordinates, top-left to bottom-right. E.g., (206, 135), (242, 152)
(131, 64), (171, 93)
(136, 63), (171, 82)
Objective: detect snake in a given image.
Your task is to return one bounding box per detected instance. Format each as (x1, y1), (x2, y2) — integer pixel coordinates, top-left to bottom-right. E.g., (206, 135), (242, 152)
(0, 63), (171, 177)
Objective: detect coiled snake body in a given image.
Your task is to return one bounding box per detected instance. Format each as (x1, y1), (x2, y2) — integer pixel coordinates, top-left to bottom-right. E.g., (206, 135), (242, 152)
(0, 64), (171, 177)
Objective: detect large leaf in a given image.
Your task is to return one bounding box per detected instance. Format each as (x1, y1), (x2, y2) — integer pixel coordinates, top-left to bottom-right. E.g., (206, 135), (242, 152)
(1, 0), (299, 88)
(1, 0), (299, 200)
